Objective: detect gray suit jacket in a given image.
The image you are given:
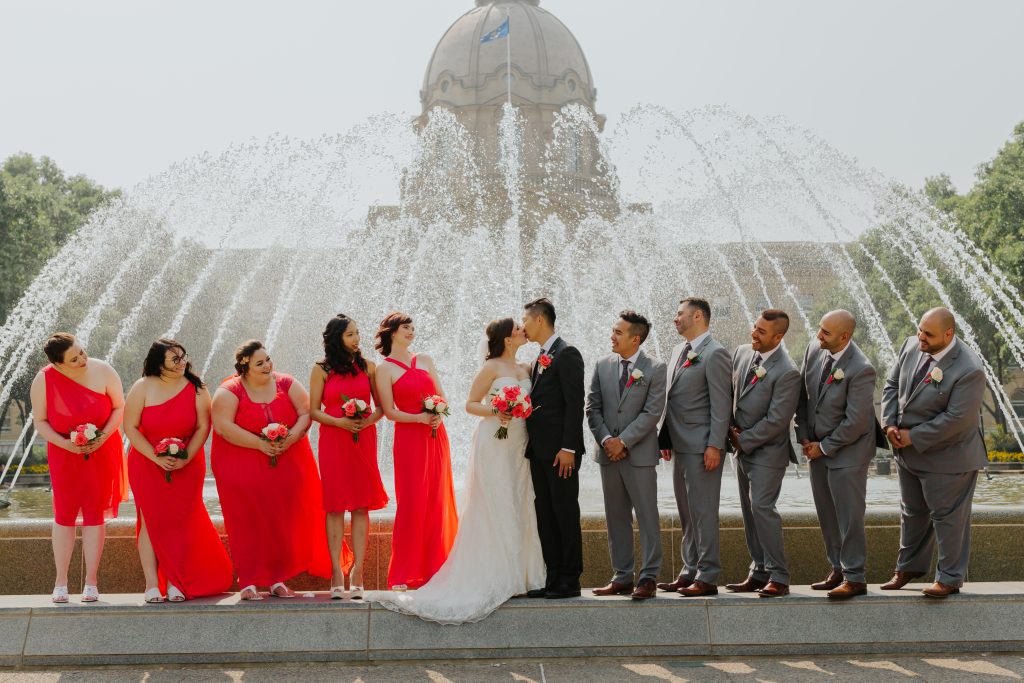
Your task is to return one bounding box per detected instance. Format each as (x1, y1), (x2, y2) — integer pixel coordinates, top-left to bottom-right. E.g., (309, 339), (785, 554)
(880, 336), (987, 473)
(730, 344), (801, 469)
(586, 350), (667, 467)
(794, 340), (878, 470)
(657, 335), (732, 454)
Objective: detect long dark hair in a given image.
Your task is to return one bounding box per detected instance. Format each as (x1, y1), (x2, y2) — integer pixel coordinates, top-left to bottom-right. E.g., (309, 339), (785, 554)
(485, 317), (515, 360)
(375, 312), (413, 357)
(143, 338), (204, 391)
(319, 314), (367, 376)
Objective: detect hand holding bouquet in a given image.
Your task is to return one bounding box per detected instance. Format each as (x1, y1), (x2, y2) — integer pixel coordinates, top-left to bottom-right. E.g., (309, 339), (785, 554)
(489, 384), (533, 440)
(341, 396), (373, 442)
(261, 423), (289, 466)
(70, 423), (103, 459)
(422, 395), (450, 439)
(155, 437), (188, 482)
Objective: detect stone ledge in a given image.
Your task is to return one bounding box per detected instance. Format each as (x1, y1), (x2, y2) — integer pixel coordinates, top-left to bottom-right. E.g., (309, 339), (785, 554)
(1, 583), (1022, 666)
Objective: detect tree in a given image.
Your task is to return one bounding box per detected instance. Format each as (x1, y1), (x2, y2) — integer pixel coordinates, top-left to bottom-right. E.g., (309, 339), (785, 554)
(0, 154), (120, 324)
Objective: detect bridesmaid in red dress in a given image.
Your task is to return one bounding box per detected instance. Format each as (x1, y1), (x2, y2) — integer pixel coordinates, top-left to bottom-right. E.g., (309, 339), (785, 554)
(374, 312), (458, 590)
(29, 333), (128, 603)
(310, 315), (387, 599)
(211, 340), (350, 600)
(123, 339), (233, 603)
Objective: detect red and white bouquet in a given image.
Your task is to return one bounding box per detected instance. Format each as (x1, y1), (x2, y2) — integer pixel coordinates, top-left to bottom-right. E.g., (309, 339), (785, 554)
(261, 423), (289, 466)
(70, 423), (102, 459)
(489, 384), (534, 440)
(422, 395), (450, 439)
(341, 396), (373, 442)
(155, 437), (188, 482)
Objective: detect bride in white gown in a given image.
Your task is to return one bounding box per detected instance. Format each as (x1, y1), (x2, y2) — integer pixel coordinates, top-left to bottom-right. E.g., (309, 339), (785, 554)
(369, 317), (546, 624)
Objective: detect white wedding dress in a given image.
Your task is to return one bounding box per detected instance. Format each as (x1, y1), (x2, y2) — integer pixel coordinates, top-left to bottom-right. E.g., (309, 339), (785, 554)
(369, 377), (546, 624)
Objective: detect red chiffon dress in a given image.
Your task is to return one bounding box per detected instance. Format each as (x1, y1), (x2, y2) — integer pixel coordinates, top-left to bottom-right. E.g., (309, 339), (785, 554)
(385, 355), (458, 589)
(318, 368), (388, 512)
(127, 383), (233, 598)
(211, 373), (351, 587)
(44, 366), (128, 526)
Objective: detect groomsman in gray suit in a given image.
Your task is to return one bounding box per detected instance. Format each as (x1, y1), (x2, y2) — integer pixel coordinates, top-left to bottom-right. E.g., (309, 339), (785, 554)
(795, 310), (879, 600)
(586, 311), (667, 600)
(726, 309), (801, 598)
(880, 307), (987, 598)
(656, 297), (732, 597)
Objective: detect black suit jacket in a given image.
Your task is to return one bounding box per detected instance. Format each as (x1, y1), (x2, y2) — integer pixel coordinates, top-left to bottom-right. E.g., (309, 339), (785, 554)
(525, 337), (586, 463)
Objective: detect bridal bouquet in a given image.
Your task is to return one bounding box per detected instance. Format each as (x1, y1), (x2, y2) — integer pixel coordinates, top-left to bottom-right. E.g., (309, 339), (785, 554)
(155, 437), (188, 482)
(422, 395), (450, 438)
(489, 385), (533, 440)
(341, 396), (372, 442)
(261, 423), (289, 466)
(70, 423), (102, 460)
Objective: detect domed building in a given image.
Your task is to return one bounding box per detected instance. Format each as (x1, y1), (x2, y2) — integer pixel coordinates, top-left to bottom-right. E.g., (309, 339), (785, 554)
(397, 0), (618, 227)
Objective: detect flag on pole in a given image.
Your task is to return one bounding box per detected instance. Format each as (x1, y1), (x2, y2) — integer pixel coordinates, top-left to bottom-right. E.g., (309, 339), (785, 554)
(480, 17), (509, 44)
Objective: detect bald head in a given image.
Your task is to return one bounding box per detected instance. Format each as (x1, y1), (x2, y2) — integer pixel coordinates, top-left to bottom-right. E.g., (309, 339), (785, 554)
(917, 307), (955, 354)
(816, 309), (856, 353)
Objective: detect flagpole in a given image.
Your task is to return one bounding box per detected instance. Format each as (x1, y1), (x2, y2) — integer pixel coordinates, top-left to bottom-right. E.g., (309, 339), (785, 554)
(506, 8), (512, 109)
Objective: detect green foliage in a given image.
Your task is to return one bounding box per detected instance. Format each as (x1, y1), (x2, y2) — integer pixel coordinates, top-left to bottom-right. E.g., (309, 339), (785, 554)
(987, 425), (1024, 453)
(0, 154), (120, 325)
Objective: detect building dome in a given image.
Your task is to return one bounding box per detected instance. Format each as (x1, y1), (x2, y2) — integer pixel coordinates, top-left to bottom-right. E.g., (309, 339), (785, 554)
(421, 0), (596, 110)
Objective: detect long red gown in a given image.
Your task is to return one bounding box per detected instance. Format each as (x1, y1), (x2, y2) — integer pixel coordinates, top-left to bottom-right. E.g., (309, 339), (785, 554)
(385, 355), (458, 589)
(127, 383), (233, 598)
(318, 368), (388, 512)
(211, 372), (351, 587)
(44, 365), (128, 526)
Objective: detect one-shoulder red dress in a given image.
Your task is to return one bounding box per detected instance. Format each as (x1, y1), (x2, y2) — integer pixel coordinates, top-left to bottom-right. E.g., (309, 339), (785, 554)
(44, 366), (128, 526)
(318, 367), (388, 513)
(385, 355), (458, 589)
(127, 383), (233, 598)
(211, 373), (350, 587)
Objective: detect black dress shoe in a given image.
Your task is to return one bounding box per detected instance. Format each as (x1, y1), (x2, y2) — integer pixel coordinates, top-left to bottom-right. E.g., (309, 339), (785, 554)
(545, 584), (582, 599)
(525, 588), (550, 598)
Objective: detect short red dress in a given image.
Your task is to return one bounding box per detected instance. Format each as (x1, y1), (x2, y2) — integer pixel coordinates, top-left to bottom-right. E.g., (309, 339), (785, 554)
(318, 367), (388, 513)
(44, 366), (128, 526)
(211, 372), (351, 587)
(385, 355), (458, 589)
(127, 383), (233, 598)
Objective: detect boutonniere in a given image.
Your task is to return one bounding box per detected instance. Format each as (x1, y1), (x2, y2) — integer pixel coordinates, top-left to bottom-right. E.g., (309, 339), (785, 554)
(681, 350), (701, 368)
(925, 367), (943, 384)
(750, 365), (767, 386)
(626, 368), (645, 388)
(537, 353), (553, 374)
(826, 367), (845, 385)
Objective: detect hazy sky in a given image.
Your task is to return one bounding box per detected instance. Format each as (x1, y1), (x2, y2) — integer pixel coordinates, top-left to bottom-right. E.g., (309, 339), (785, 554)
(2, 0), (1022, 194)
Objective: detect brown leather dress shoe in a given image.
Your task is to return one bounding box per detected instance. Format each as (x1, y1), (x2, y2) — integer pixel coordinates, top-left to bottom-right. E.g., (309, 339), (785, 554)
(756, 581), (790, 598)
(656, 576), (693, 592)
(725, 575), (768, 593)
(921, 581), (960, 598)
(827, 581), (867, 599)
(677, 580), (718, 597)
(631, 578), (657, 600)
(592, 581), (634, 596)
(810, 569), (843, 591)
(879, 571), (926, 590)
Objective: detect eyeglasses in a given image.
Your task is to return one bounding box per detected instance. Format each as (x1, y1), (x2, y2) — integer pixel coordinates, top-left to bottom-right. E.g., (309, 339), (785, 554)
(169, 353), (189, 365)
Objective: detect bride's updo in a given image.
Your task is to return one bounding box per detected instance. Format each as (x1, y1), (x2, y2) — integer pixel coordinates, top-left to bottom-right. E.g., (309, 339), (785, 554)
(484, 318), (515, 360)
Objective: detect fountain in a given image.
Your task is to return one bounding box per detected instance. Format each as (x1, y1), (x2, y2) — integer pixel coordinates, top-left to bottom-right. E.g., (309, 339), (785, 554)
(1, 0), (1022, 517)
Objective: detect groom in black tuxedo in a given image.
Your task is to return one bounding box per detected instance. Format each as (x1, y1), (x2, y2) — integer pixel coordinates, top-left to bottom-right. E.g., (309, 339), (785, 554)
(522, 297), (586, 598)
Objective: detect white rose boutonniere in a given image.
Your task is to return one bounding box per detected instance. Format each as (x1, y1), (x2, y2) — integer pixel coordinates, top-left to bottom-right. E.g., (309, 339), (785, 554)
(827, 367), (845, 385)
(750, 365), (767, 386)
(926, 367), (943, 384)
(626, 368), (645, 388)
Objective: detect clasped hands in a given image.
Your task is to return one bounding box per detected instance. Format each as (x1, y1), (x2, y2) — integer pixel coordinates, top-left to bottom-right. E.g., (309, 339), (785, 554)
(886, 426), (913, 449)
(799, 439), (824, 460)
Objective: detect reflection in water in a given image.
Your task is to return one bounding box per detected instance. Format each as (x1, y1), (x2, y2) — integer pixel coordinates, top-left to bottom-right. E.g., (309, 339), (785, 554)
(4, 466), (1024, 520)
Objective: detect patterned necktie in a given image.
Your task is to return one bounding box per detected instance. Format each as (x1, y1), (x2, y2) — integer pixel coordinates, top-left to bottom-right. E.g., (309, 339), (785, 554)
(748, 353), (763, 380)
(673, 343), (692, 378)
(819, 355), (834, 385)
(912, 355), (935, 386)
(619, 359), (631, 393)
